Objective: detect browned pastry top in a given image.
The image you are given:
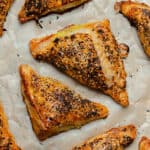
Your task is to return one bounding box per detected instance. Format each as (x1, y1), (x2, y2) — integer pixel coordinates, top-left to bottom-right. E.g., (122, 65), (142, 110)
(30, 20), (129, 107)
(0, 0), (14, 36)
(20, 64), (108, 140)
(115, 1), (150, 57)
(72, 125), (137, 150)
(19, 0), (90, 23)
(139, 136), (150, 150)
(0, 103), (21, 150)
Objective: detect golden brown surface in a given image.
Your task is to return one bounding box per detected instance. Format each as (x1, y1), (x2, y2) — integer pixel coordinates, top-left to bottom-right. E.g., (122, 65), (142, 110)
(72, 125), (136, 150)
(139, 136), (150, 150)
(30, 19), (129, 107)
(19, 0), (89, 23)
(115, 1), (150, 57)
(19, 64), (108, 140)
(0, 103), (21, 150)
(0, 0), (14, 36)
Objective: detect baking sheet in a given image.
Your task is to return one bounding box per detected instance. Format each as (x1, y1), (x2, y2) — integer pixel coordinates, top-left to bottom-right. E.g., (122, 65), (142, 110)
(0, 0), (150, 149)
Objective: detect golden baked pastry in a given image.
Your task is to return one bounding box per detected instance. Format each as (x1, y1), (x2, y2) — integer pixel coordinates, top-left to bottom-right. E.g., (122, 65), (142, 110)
(0, 0), (14, 36)
(115, 1), (150, 57)
(19, 0), (90, 23)
(19, 64), (108, 140)
(30, 19), (129, 107)
(72, 124), (136, 150)
(139, 136), (150, 150)
(0, 102), (21, 150)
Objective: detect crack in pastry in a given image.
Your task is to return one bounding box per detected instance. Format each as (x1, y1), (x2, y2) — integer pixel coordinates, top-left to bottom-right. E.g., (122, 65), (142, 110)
(115, 1), (150, 57)
(30, 19), (129, 107)
(19, 64), (108, 140)
(0, 0), (14, 36)
(18, 0), (90, 23)
(72, 124), (136, 150)
(0, 102), (21, 150)
(139, 136), (150, 150)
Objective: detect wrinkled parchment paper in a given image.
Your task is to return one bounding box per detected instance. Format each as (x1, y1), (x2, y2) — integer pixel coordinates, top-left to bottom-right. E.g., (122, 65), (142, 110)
(0, 0), (150, 149)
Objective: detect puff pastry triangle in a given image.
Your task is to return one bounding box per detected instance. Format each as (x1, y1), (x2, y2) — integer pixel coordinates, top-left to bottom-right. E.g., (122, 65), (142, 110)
(73, 124), (136, 150)
(115, 1), (150, 57)
(0, 103), (21, 150)
(0, 0), (14, 36)
(139, 136), (150, 150)
(19, 64), (108, 140)
(30, 19), (129, 107)
(19, 0), (90, 23)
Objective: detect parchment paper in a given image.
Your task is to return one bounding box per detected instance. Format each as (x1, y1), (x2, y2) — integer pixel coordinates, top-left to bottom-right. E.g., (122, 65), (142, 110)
(0, 0), (150, 149)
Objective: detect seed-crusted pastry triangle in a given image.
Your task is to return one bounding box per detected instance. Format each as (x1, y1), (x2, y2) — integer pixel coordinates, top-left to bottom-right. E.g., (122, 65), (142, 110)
(139, 136), (150, 150)
(0, 0), (14, 36)
(30, 19), (129, 107)
(72, 124), (136, 150)
(0, 102), (21, 150)
(19, 64), (108, 140)
(19, 0), (90, 23)
(115, 1), (150, 57)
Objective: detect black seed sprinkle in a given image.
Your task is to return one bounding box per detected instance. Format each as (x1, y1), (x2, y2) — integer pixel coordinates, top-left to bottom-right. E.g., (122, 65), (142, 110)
(3, 28), (7, 31)
(36, 19), (43, 28)
(54, 38), (60, 43)
(56, 16), (59, 20)
(39, 20), (43, 23)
